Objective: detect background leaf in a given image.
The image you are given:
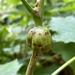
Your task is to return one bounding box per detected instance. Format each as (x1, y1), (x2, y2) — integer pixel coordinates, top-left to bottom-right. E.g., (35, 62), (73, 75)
(50, 16), (75, 43)
(0, 59), (23, 75)
(53, 42), (75, 69)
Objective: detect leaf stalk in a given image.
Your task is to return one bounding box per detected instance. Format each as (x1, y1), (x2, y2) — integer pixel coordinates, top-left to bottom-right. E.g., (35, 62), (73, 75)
(51, 56), (75, 75)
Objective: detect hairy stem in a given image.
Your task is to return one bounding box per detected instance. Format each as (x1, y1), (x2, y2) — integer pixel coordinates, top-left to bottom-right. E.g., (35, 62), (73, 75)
(51, 56), (75, 75)
(25, 51), (38, 75)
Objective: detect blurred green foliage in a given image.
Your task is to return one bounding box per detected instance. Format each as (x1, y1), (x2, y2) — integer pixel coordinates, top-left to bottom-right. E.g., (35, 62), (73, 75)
(0, 0), (75, 75)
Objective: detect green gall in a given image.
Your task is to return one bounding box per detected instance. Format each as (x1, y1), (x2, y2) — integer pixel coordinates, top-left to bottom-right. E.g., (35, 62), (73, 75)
(26, 28), (34, 48)
(26, 26), (53, 53)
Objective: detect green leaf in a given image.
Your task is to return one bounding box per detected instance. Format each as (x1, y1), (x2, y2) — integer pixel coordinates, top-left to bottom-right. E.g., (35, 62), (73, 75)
(6, 0), (20, 4)
(15, 34), (26, 41)
(34, 64), (59, 75)
(50, 16), (75, 43)
(0, 26), (9, 38)
(0, 59), (23, 75)
(53, 42), (75, 70)
(6, 9), (26, 15)
(16, 4), (28, 12)
(64, 0), (74, 3)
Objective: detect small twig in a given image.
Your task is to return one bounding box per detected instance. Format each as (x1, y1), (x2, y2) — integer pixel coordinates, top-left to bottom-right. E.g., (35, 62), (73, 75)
(51, 56), (75, 75)
(33, 0), (44, 26)
(34, 0), (44, 21)
(38, 0), (44, 20)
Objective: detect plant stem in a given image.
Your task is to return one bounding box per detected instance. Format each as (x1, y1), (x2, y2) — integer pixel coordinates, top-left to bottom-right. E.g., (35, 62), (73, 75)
(21, 0), (44, 26)
(21, 0), (34, 16)
(33, 0), (44, 26)
(21, 0), (44, 75)
(33, 15), (42, 26)
(25, 51), (38, 75)
(51, 56), (75, 75)
(38, 0), (44, 21)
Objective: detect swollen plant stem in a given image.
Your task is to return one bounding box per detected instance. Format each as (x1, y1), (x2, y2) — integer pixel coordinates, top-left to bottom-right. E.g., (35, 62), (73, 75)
(25, 51), (38, 75)
(51, 56), (75, 75)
